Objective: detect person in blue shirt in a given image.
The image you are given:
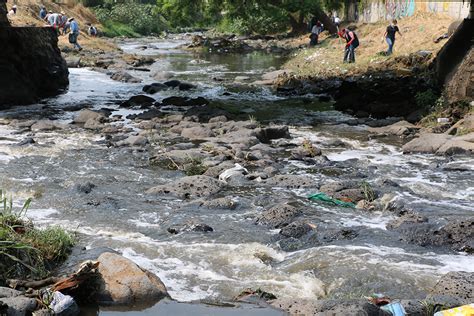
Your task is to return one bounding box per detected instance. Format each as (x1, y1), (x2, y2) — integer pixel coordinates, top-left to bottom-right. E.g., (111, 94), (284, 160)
(39, 6), (46, 20)
(68, 17), (82, 51)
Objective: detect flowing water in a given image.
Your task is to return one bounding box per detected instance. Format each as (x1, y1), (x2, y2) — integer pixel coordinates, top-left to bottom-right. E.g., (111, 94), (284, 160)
(0, 36), (473, 314)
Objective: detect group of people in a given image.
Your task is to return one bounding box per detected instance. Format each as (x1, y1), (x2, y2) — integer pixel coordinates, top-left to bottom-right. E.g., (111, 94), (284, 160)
(309, 16), (402, 64)
(39, 6), (98, 51)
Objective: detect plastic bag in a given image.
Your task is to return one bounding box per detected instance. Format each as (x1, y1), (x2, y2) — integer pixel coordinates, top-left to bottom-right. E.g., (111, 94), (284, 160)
(219, 163), (248, 182)
(308, 193), (356, 208)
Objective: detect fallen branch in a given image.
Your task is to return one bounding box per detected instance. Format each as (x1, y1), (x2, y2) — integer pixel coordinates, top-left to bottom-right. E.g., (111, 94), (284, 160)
(7, 277), (60, 290)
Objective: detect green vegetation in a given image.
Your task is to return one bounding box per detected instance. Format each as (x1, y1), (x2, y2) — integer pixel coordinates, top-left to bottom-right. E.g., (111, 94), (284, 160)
(95, 3), (167, 37)
(0, 191), (74, 280)
(86, 0), (341, 36)
(415, 89), (440, 109)
(360, 181), (376, 202)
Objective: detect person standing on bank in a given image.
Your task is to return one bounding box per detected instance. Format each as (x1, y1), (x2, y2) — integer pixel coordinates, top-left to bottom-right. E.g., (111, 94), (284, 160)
(383, 19), (402, 55)
(68, 17), (82, 51)
(339, 28), (359, 63)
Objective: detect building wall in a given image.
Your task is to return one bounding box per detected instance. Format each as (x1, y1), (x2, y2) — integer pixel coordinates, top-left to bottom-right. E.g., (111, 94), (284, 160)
(344, 0), (470, 22)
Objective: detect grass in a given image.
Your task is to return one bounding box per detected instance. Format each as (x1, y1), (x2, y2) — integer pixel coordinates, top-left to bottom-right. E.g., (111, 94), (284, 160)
(360, 181), (376, 202)
(0, 190), (75, 280)
(100, 20), (140, 38)
(284, 12), (455, 78)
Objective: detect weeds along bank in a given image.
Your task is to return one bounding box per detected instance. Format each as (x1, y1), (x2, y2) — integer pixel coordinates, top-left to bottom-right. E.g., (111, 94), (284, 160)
(0, 191), (74, 281)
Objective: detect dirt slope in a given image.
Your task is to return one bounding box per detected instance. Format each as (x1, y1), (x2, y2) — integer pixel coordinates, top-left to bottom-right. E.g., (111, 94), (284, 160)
(284, 13), (458, 78)
(6, 0), (117, 52)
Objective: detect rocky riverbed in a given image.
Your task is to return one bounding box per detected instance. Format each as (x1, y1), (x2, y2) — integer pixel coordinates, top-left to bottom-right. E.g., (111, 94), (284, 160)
(0, 36), (473, 315)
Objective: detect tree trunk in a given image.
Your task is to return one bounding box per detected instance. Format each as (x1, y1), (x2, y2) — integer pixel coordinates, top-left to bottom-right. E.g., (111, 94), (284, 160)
(0, 1), (9, 26)
(470, 0), (473, 19)
(288, 14), (307, 35)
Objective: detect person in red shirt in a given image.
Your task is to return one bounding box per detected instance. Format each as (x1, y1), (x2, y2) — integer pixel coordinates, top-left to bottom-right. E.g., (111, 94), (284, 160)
(338, 28), (359, 63)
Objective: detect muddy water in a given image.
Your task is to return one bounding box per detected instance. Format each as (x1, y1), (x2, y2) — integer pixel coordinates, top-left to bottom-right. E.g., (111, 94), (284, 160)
(0, 36), (473, 314)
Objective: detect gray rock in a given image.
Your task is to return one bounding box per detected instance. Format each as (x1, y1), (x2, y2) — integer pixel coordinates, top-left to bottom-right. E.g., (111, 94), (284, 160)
(162, 96), (188, 106)
(208, 115), (228, 123)
(181, 126), (215, 140)
(178, 82), (196, 91)
(116, 135), (149, 147)
(17, 137), (35, 146)
(96, 252), (168, 306)
(150, 71), (174, 81)
(74, 109), (104, 124)
(143, 83), (168, 94)
(402, 133), (451, 154)
(396, 218), (474, 252)
(150, 149), (210, 167)
(75, 182), (96, 194)
(110, 71), (142, 83)
(263, 175), (318, 189)
(386, 212), (428, 230)
(84, 117), (107, 130)
(255, 204), (302, 228)
(66, 57), (81, 68)
(164, 80), (181, 88)
(147, 175), (225, 199)
(0, 296), (37, 316)
(271, 298), (390, 316)
(256, 125), (291, 143)
(200, 197), (238, 210)
(31, 120), (65, 132)
(0, 288), (21, 298)
(279, 220), (313, 238)
(430, 272), (474, 302)
(121, 95), (155, 108)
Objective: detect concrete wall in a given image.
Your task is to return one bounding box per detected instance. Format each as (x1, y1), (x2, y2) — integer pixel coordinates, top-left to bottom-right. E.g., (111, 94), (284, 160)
(343, 0), (470, 22)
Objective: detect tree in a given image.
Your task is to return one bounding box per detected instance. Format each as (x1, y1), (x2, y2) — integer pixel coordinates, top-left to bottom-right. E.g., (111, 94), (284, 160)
(156, 0), (332, 34)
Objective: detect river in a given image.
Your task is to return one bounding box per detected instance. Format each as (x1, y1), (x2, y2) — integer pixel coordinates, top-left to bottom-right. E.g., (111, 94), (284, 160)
(0, 36), (473, 315)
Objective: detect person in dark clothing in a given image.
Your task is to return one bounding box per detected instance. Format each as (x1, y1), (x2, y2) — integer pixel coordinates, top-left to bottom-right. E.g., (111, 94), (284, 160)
(0, 0), (9, 26)
(383, 19), (402, 55)
(338, 28), (359, 63)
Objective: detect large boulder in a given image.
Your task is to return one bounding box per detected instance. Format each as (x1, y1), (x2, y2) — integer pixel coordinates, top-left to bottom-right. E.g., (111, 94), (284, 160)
(436, 132), (474, 155)
(402, 133), (451, 154)
(263, 175), (317, 189)
(96, 252), (168, 306)
(255, 204), (302, 228)
(0, 27), (68, 106)
(147, 175), (225, 199)
(430, 272), (473, 304)
(271, 298), (391, 316)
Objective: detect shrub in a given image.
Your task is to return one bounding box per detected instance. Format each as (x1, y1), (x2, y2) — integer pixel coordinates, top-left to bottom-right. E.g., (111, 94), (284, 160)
(95, 3), (168, 36)
(415, 89), (439, 109)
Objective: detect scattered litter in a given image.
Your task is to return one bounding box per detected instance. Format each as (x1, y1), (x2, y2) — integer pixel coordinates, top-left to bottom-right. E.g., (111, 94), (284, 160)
(434, 304), (474, 316)
(308, 193), (356, 208)
(53, 260), (99, 292)
(44, 290), (80, 315)
(219, 163), (248, 182)
(367, 293), (391, 306)
(381, 302), (406, 316)
(235, 288), (277, 302)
